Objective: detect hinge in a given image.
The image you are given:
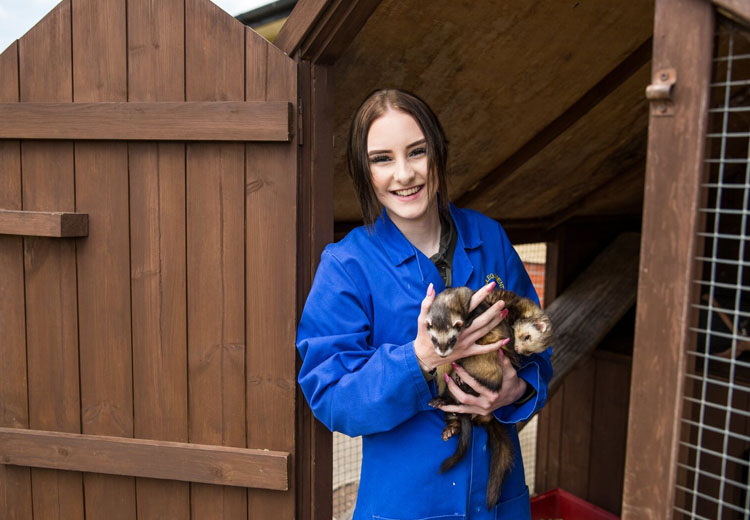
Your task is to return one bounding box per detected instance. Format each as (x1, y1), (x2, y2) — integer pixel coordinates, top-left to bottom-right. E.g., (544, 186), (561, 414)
(645, 68), (677, 117)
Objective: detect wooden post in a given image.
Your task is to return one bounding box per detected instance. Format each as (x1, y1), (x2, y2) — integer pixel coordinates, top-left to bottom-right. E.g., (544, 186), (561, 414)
(621, 0), (714, 518)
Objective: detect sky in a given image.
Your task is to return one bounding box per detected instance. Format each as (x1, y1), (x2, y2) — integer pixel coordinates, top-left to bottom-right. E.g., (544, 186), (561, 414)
(0, 0), (271, 54)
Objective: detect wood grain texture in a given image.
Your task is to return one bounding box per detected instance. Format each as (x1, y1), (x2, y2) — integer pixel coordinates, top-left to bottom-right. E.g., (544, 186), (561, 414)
(0, 101), (292, 141)
(0, 210), (88, 237)
(126, 1), (189, 516)
(186, 2), (247, 517)
(72, 1), (136, 518)
(559, 357), (595, 499)
(0, 428), (289, 490)
(246, 36), (298, 519)
(0, 39), (32, 520)
(622, 1), (714, 518)
(713, 0), (750, 25)
(273, 0), (330, 56)
(17, 2), (85, 518)
(546, 233), (640, 396)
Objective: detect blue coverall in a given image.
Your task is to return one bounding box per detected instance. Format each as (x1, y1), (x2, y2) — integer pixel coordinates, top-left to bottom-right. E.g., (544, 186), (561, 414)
(296, 204), (553, 520)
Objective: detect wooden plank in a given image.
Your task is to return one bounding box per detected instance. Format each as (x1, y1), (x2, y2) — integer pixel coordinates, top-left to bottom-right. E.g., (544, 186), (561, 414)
(0, 210), (88, 237)
(296, 59), (334, 520)
(559, 357), (595, 499)
(546, 233), (640, 396)
(0, 101), (292, 141)
(622, 1), (714, 518)
(72, 1), (136, 518)
(0, 428), (289, 490)
(457, 38), (652, 210)
(588, 353), (631, 515)
(186, 1), (247, 516)
(246, 36), (298, 520)
(713, 0), (750, 26)
(127, 1), (189, 518)
(0, 39), (32, 520)
(274, 0), (330, 56)
(18, 2), (85, 518)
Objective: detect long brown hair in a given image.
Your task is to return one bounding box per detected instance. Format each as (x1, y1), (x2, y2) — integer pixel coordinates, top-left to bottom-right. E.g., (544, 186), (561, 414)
(347, 89), (449, 226)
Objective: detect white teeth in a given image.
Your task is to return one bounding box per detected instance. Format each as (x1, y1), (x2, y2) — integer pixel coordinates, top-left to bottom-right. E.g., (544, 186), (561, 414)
(393, 186), (421, 197)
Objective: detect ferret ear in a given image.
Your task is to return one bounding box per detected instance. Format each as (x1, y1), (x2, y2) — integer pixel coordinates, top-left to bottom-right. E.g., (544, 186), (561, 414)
(425, 318), (432, 329)
(452, 319), (464, 329)
(533, 319), (549, 333)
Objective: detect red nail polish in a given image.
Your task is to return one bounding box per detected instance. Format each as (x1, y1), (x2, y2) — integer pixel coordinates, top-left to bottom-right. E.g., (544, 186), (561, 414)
(501, 308), (509, 318)
(501, 338), (510, 345)
(498, 349), (504, 357)
(451, 362), (458, 369)
(444, 374), (450, 382)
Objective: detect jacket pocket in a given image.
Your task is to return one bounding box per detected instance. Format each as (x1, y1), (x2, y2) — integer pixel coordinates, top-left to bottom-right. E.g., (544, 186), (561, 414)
(494, 486), (531, 520)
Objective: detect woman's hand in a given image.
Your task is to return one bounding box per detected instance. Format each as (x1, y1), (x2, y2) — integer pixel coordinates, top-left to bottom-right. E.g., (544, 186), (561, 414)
(437, 351), (527, 416)
(413, 281), (508, 372)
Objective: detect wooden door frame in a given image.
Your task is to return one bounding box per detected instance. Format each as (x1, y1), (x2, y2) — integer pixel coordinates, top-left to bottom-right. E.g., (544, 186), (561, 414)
(621, 0), (715, 518)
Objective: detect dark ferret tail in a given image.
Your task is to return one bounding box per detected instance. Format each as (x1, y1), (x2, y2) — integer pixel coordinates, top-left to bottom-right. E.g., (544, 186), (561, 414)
(440, 414), (472, 473)
(486, 420), (514, 510)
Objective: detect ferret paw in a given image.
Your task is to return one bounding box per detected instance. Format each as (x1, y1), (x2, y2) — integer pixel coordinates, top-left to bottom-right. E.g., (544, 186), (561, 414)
(441, 422), (461, 441)
(428, 397), (449, 408)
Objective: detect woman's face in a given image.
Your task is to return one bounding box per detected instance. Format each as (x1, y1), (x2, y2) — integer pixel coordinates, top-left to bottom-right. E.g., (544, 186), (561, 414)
(367, 108), (436, 226)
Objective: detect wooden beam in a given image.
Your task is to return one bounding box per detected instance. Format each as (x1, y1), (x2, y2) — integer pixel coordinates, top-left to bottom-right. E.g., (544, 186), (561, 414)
(278, 0), (382, 63)
(0, 101), (292, 141)
(713, 0), (750, 26)
(622, 0), (714, 518)
(457, 38), (652, 209)
(0, 428), (289, 491)
(545, 233), (640, 397)
(0, 209), (88, 237)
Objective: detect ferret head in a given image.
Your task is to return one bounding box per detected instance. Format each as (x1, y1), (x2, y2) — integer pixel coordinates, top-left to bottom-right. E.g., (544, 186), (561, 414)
(425, 314), (464, 357)
(513, 316), (552, 355)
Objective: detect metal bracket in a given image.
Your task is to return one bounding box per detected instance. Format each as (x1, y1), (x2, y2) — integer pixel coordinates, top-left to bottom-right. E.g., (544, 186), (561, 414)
(646, 68), (677, 116)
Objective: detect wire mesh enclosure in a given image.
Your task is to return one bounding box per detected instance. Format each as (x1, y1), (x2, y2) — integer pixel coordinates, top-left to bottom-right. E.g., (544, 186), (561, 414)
(330, 243), (547, 520)
(676, 15), (750, 520)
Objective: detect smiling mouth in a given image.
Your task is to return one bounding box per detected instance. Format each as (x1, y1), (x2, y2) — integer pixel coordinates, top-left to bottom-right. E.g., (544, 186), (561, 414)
(392, 185), (423, 197)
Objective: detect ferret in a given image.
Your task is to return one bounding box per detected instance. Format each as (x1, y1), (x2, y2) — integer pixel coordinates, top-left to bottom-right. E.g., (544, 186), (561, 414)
(425, 286), (552, 510)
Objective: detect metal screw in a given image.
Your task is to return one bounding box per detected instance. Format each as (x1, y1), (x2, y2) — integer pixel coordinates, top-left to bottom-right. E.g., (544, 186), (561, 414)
(658, 103), (667, 114)
(660, 72), (669, 81)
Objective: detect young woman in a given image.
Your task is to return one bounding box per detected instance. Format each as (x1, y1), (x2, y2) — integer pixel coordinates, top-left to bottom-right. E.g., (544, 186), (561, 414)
(296, 89), (552, 520)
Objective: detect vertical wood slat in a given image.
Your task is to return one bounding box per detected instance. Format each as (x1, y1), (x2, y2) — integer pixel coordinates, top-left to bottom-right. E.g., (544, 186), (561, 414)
(622, 0), (714, 518)
(185, 1), (247, 517)
(72, 1), (136, 519)
(0, 40), (33, 520)
(17, 2), (85, 519)
(127, 1), (189, 518)
(246, 31), (298, 520)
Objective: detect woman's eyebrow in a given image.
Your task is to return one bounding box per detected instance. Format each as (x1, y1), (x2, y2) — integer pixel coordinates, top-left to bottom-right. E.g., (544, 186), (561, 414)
(408, 139), (427, 148)
(368, 148), (391, 155)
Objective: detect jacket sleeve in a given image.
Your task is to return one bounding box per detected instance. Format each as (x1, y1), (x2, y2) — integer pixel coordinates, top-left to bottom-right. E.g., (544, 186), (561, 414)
(296, 249), (434, 437)
(493, 227), (554, 424)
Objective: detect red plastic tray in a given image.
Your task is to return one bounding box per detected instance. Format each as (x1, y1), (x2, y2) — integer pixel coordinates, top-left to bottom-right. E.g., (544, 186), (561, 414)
(530, 488), (620, 520)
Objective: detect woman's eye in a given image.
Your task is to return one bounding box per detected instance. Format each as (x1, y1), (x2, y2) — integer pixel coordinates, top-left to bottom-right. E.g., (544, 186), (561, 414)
(409, 147), (426, 157)
(369, 155), (390, 164)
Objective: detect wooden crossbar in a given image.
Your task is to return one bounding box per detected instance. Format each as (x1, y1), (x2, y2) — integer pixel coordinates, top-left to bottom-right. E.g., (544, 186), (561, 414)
(0, 209), (88, 237)
(0, 427), (289, 490)
(545, 232), (641, 397)
(0, 101), (292, 141)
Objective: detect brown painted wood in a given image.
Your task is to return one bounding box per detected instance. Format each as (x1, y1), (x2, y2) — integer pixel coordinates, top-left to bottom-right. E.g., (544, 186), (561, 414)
(186, 1), (248, 517)
(246, 32), (298, 520)
(0, 40), (32, 520)
(274, 0), (330, 56)
(126, 1), (189, 517)
(546, 233), (640, 397)
(588, 352), (632, 515)
(622, 1), (714, 518)
(0, 210), (88, 237)
(559, 356), (595, 499)
(72, 1), (136, 518)
(0, 101), (292, 141)
(296, 60), (334, 520)
(457, 38), (652, 211)
(713, 0), (750, 25)
(17, 2), (85, 518)
(0, 428), (289, 490)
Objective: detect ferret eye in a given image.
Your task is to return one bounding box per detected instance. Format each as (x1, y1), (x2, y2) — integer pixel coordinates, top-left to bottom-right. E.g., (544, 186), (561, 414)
(523, 335), (531, 341)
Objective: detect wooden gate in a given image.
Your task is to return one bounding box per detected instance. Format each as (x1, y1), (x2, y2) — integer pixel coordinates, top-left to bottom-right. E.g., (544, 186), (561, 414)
(0, 0), (300, 518)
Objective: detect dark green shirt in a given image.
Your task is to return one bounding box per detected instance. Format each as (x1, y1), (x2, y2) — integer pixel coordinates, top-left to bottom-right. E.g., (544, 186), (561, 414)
(429, 210), (458, 288)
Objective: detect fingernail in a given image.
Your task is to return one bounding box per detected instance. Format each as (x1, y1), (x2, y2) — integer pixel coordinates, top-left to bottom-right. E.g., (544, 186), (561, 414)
(501, 338), (510, 345)
(427, 283), (433, 296)
(501, 308), (509, 318)
(486, 281), (495, 290)
(451, 362), (458, 369)
(444, 374), (450, 382)
(498, 349), (504, 357)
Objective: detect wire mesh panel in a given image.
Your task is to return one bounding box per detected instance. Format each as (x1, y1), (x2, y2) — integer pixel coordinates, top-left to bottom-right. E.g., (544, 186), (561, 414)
(675, 15), (750, 520)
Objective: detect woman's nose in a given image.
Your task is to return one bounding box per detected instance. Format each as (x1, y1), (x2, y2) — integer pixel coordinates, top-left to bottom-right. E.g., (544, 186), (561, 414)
(393, 158), (415, 184)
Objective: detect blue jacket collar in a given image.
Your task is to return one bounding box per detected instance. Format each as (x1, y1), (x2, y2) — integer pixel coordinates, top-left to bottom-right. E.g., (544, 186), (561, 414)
(374, 203), (483, 268)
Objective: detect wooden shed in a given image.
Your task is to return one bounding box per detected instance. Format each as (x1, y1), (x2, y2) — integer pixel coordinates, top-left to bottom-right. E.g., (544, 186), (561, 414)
(1, 0), (749, 519)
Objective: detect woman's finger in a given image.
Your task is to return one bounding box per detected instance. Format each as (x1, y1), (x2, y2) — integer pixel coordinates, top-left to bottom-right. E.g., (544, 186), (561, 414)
(468, 281), (495, 312)
(443, 373), (478, 406)
(418, 283), (435, 324)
